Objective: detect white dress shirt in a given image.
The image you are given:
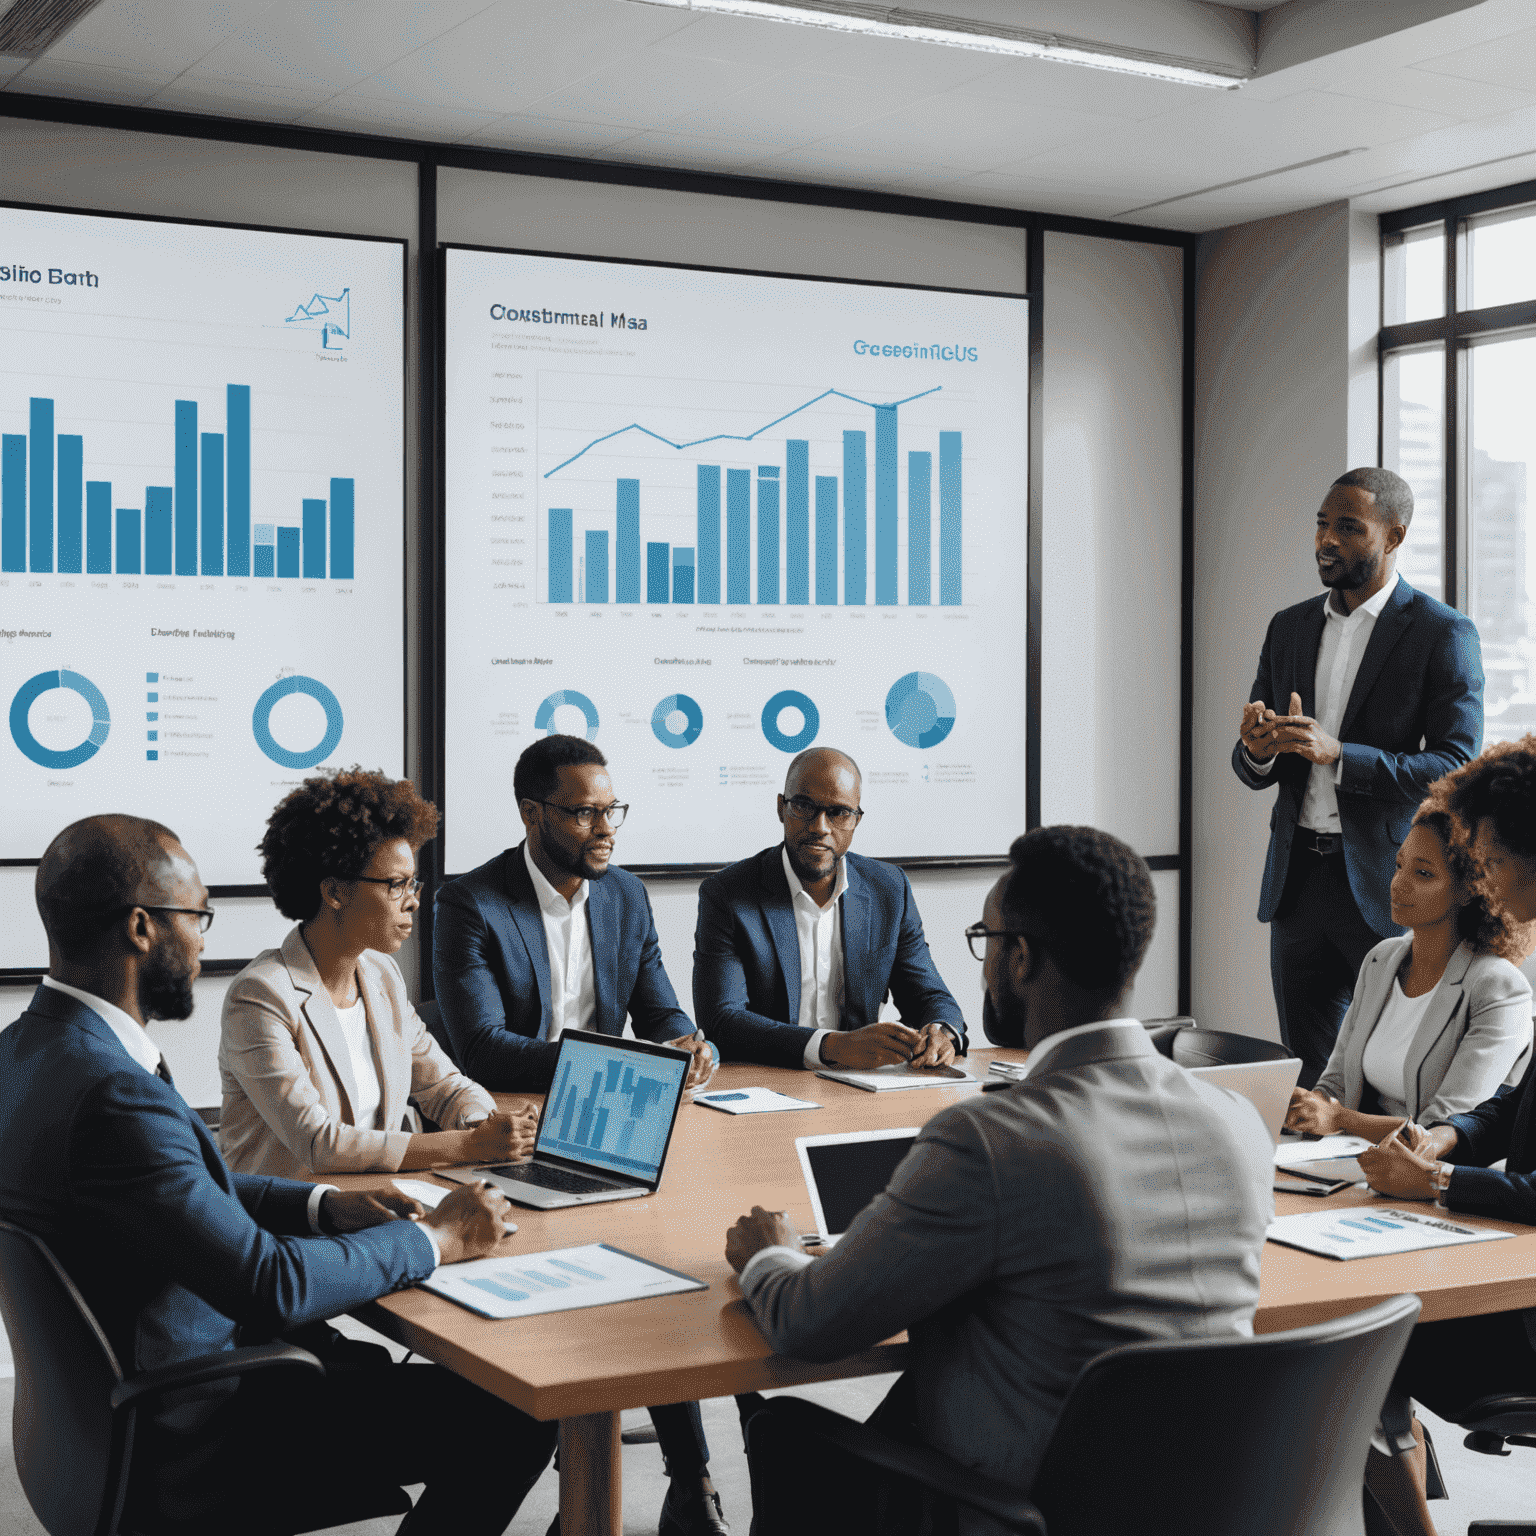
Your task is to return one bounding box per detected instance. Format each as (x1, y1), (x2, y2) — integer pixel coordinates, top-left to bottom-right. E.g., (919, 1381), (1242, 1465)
(524, 840), (596, 1041)
(1246, 572), (1399, 832)
(782, 846), (849, 1069)
(40, 975), (348, 1237)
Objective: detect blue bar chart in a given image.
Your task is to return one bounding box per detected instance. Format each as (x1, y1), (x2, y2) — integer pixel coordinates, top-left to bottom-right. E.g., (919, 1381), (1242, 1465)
(541, 1048), (683, 1174)
(0, 387), (357, 581)
(540, 386), (963, 607)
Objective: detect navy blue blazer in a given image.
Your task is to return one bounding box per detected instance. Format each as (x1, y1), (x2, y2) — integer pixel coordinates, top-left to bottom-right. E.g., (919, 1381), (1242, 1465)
(693, 845), (966, 1069)
(1231, 578), (1483, 937)
(432, 843), (694, 1091)
(0, 985), (435, 1518)
(1438, 1057), (1536, 1224)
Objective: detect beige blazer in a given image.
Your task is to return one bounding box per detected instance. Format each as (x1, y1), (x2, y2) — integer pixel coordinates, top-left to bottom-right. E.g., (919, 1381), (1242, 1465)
(219, 926), (496, 1178)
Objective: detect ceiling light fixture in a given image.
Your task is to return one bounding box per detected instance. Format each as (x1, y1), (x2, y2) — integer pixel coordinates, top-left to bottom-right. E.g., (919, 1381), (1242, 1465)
(625, 0), (1251, 89)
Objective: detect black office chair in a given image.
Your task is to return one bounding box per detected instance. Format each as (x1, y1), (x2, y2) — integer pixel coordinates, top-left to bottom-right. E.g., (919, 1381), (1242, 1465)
(416, 995), (461, 1067)
(1441, 1393), (1536, 1536)
(0, 1218), (412, 1536)
(1165, 1026), (1298, 1069)
(1141, 1014), (1197, 1054)
(749, 1292), (1421, 1536)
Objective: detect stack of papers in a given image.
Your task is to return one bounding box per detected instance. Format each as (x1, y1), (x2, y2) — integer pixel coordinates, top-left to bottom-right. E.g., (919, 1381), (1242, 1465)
(423, 1242), (706, 1319)
(1274, 1134), (1372, 1184)
(692, 1087), (821, 1115)
(1266, 1206), (1512, 1261)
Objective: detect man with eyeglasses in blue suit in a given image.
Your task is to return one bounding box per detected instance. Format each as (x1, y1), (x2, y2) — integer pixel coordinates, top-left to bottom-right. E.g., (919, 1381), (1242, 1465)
(694, 746), (966, 1071)
(432, 732), (729, 1536)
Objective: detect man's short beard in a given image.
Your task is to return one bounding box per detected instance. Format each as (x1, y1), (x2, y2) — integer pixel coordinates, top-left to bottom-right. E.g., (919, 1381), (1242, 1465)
(1322, 552), (1378, 591)
(546, 839), (610, 882)
(138, 938), (195, 1021)
(981, 991), (1026, 1049)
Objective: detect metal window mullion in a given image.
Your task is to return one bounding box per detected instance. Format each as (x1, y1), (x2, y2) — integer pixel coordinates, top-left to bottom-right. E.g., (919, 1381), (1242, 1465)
(1444, 216), (1462, 612)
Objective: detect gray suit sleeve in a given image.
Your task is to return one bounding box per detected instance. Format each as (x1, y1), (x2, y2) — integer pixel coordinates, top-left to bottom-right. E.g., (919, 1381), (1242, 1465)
(740, 1109), (996, 1361)
(1417, 962), (1534, 1127)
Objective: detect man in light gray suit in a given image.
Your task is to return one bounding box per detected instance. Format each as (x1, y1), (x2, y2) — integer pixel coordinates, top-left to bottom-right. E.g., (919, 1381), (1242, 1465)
(725, 826), (1275, 1535)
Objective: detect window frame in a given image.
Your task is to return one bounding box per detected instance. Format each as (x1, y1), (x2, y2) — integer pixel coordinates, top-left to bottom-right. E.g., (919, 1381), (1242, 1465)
(1380, 177), (1536, 610)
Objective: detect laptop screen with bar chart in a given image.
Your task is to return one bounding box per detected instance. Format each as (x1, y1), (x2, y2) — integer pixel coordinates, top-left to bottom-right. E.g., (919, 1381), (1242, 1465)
(534, 1031), (691, 1188)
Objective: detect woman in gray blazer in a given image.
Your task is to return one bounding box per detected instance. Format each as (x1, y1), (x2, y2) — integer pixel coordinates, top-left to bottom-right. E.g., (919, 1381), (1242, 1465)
(220, 769), (535, 1180)
(1287, 805), (1532, 1143)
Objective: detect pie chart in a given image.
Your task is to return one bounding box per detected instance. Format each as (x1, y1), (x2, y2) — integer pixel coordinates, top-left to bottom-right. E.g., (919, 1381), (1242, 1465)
(885, 672), (956, 749)
(9, 669), (111, 769)
(534, 689), (600, 740)
(652, 693), (703, 748)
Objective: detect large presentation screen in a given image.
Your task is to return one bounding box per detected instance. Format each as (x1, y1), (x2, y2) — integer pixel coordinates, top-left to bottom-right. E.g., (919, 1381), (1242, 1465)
(0, 204), (405, 888)
(443, 246), (1027, 872)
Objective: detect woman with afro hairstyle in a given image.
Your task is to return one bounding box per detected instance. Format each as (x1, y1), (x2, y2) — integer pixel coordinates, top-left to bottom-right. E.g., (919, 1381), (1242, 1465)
(1286, 790), (1532, 1145)
(219, 767), (535, 1180)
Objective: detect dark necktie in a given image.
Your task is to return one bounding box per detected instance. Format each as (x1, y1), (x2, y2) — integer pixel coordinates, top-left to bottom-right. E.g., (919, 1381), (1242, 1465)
(155, 1057), (175, 1088)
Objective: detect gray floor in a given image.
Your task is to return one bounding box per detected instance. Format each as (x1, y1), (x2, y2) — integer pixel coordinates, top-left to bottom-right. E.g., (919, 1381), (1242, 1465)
(3, 1344), (1535, 1535)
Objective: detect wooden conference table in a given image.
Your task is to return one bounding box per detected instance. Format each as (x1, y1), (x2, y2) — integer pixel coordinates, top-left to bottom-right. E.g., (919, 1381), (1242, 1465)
(329, 1048), (1536, 1533)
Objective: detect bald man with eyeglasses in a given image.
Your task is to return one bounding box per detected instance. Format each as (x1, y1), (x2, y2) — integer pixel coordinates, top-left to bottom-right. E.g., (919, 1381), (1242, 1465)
(693, 747), (967, 1070)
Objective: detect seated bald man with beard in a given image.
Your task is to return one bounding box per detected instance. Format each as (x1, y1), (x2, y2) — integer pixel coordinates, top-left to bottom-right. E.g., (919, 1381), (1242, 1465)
(0, 814), (554, 1535)
(694, 746), (966, 1070)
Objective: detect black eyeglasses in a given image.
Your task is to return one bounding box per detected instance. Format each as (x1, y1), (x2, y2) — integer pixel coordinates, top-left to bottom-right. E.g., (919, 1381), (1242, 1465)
(965, 922), (1031, 961)
(133, 905), (216, 934)
(783, 795), (864, 829)
(533, 800), (628, 829)
(351, 875), (423, 901)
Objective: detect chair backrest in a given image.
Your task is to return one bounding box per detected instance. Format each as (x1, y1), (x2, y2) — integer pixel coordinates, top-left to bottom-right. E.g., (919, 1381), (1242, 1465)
(1142, 1016), (1196, 1055)
(1028, 1293), (1421, 1536)
(416, 997), (460, 1067)
(0, 1219), (128, 1536)
(1169, 1027), (1297, 1068)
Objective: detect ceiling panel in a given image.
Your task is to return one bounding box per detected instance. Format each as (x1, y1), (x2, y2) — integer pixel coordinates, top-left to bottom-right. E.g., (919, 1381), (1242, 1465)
(3, 0), (1536, 230)
(1409, 20), (1536, 90)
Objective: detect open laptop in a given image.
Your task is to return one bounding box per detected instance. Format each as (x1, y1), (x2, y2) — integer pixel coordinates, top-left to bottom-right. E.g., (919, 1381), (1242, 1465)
(442, 1030), (692, 1210)
(794, 1127), (919, 1247)
(1188, 1057), (1302, 1145)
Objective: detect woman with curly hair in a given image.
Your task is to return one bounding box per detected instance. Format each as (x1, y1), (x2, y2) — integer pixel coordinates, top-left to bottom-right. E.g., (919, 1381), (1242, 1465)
(1285, 794), (1532, 1146)
(219, 767), (534, 1178)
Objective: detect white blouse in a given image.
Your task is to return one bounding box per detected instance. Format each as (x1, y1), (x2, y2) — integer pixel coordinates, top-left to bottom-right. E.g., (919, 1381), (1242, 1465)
(1360, 977), (1438, 1119)
(335, 996), (383, 1130)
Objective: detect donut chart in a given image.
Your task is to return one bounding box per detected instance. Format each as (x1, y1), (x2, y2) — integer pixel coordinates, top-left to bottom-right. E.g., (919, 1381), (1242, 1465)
(9, 670), (111, 769)
(534, 689), (600, 740)
(252, 675), (344, 769)
(885, 671), (956, 749)
(652, 693), (703, 749)
(761, 689), (820, 753)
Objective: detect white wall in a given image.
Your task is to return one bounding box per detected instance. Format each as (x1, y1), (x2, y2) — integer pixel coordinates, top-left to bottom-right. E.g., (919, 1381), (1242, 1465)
(1191, 199), (1381, 1039)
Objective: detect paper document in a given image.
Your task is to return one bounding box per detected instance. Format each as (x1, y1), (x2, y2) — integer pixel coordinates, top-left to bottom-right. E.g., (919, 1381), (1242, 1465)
(1284, 1157), (1364, 1184)
(692, 1087), (821, 1115)
(394, 1178), (517, 1235)
(1266, 1206), (1512, 1261)
(423, 1242), (706, 1320)
(1274, 1134), (1373, 1169)
(816, 1064), (977, 1093)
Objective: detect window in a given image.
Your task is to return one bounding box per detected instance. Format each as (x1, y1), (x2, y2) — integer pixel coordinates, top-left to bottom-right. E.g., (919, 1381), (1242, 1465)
(1381, 184), (1536, 747)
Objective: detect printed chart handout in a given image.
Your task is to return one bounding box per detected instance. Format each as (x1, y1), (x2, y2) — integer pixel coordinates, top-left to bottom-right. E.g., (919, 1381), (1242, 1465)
(442, 246), (1028, 871)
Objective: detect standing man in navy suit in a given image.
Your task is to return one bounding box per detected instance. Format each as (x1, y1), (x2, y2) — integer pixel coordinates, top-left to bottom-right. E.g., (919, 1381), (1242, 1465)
(432, 734), (728, 1536)
(693, 747), (966, 1070)
(0, 814), (554, 1535)
(1233, 467), (1484, 1086)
